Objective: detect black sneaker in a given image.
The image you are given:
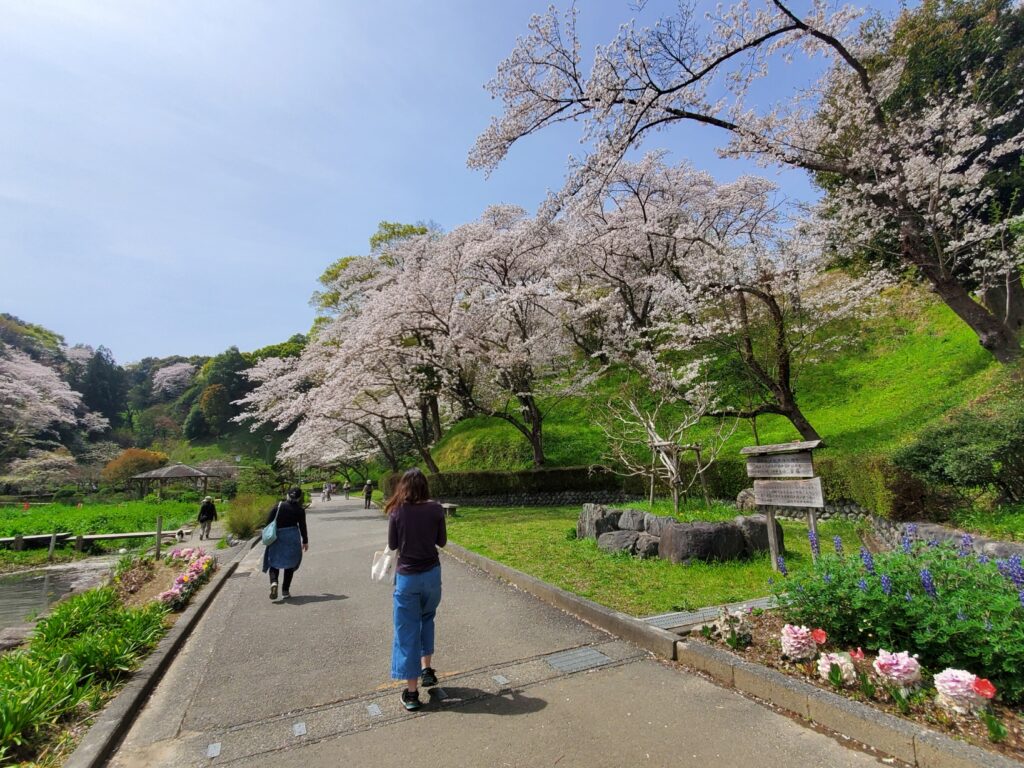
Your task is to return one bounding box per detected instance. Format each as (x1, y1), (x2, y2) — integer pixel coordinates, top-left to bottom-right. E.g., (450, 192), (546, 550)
(269, 582), (278, 600)
(420, 667), (438, 687)
(400, 689), (421, 712)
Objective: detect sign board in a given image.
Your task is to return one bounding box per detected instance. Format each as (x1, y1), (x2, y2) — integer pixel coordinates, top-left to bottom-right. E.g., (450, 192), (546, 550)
(745, 451), (814, 478)
(740, 439), (823, 457)
(754, 477), (824, 508)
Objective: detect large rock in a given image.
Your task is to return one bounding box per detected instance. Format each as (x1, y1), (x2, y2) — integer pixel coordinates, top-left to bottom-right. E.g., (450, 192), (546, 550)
(617, 508), (646, 531)
(597, 530), (640, 555)
(659, 520), (747, 564)
(635, 533), (661, 559)
(982, 540), (1024, 559)
(733, 514), (785, 556)
(736, 488), (757, 512)
(577, 504), (623, 540)
(644, 512), (669, 537)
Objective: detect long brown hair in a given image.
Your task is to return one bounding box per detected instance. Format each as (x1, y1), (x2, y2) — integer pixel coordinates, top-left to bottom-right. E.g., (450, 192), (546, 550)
(383, 468), (430, 516)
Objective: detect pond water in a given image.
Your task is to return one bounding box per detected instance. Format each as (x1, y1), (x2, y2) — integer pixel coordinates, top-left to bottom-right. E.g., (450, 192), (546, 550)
(0, 563), (109, 631)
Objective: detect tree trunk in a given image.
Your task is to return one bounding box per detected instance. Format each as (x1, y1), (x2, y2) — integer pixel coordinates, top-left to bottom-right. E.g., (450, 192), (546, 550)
(982, 269), (1024, 339)
(779, 402), (821, 442)
(418, 445), (440, 474)
(517, 393), (546, 468)
(428, 395), (442, 443)
(919, 265), (1021, 363)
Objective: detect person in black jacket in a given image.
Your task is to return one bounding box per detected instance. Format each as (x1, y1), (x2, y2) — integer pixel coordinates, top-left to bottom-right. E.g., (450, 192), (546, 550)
(198, 496), (217, 540)
(262, 487), (309, 600)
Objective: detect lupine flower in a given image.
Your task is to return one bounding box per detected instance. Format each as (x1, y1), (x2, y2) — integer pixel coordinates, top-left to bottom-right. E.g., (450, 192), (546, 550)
(928, 539), (940, 548)
(1019, 590), (1024, 609)
(873, 650), (921, 690)
(817, 652), (856, 685)
(780, 624), (818, 660)
(920, 568), (937, 599)
(958, 533), (974, 556)
(833, 536), (843, 556)
(996, 555), (1024, 588)
(905, 524), (918, 538)
(934, 669), (992, 714)
(880, 574), (892, 595)
(777, 556), (788, 576)
(860, 547), (875, 574)
(977, 554), (989, 565)
(901, 536), (912, 555)
(857, 578), (868, 592)
(807, 529), (820, 559)
(822, 573), (832, 584)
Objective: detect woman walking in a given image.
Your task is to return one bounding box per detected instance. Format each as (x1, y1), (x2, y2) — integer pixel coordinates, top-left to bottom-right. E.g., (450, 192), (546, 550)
(386, 468), (446, 711)
(263, 487), (309, 600)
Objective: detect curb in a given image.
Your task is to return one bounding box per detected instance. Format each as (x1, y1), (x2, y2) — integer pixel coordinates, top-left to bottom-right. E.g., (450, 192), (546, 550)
(64, 538), (258, 768)
(675, 640), (1023, 768)
(443, 542), (679, 660)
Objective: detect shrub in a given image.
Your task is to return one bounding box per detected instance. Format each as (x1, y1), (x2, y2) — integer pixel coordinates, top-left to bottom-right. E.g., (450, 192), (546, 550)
(893, 387), (1024, 504)
(225, 494), (276, 538)
(773, 539), (1024, 703)
(100, 448), (169, 486)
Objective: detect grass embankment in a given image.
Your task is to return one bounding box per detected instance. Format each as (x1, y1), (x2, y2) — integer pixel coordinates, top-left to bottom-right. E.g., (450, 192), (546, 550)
(446, 503), (860, 615)
(432, 290), (1000, 472)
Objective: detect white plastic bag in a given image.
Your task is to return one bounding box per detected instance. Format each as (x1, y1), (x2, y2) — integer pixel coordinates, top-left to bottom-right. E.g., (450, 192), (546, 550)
(371, 548), (397, 583)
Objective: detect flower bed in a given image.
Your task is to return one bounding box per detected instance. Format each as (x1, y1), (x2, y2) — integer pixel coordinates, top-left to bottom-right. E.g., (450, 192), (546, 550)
(697, 529), (1024, 760)
(158, 547), (217, 610)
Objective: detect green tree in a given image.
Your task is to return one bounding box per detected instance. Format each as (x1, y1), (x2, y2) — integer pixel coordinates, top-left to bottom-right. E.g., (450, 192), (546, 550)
(80, 346), (128, 427)
(183, 404), (209, 440)
(199, 384), (232, 435)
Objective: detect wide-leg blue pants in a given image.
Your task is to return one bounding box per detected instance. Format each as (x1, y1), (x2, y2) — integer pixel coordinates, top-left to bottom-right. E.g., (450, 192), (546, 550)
(391, 565), (442, 680)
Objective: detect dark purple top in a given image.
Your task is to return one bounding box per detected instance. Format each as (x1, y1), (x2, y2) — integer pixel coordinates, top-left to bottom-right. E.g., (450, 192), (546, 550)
(387, 501), (447, 575)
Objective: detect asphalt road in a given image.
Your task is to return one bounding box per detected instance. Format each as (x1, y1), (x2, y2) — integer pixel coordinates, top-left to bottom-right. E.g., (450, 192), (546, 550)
(110, 496), (885, 768)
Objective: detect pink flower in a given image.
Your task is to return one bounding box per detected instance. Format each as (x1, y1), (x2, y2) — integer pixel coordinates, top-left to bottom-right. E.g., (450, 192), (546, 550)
(780, 624), (818, 660)
(811, 628), (827, 645)
(934, 668), (988, 713)
(850, 647), (865, 661)
(872, 650), (921, 688)
(817, 652), (856, 686)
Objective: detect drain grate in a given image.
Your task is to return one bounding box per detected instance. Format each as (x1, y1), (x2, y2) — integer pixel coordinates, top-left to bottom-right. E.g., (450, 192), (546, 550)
(545, 647), (611, 674)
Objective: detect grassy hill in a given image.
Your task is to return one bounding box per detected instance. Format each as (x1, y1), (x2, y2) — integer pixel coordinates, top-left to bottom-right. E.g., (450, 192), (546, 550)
(432, 286), (1004, 472)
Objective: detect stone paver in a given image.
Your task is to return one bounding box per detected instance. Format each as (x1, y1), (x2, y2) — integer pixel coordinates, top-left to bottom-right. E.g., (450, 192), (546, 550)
(110, 496), (886, 768)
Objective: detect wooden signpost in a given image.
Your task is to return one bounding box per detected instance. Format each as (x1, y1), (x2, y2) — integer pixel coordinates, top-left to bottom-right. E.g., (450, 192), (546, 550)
(740, 439), (824, 571)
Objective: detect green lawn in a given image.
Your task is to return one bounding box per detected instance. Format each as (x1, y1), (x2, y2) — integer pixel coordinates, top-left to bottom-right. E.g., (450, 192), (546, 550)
(431, 291), (1001, 472)
(0, 501), (198, 538)
(446, 504), (861, 615)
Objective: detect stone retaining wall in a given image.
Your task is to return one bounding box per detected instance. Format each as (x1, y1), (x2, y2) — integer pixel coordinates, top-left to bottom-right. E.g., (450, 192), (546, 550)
(439, 490), (642, 508)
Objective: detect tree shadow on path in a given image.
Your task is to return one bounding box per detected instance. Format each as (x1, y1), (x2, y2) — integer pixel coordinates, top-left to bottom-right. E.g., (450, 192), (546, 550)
(427, 686), (547, 716)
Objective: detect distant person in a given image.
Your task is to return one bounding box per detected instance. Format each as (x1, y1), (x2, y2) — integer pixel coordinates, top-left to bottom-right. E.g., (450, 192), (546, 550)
(321, 482), (331, 502)
(343, 481), (351, 499)
(198, 496), (217, 540)
(363, 480), (373, 509)
(262, 487), (309, 600)
(386, 468), (446, 712)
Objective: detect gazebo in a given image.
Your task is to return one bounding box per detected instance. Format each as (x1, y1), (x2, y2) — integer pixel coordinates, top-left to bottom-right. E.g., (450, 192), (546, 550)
(132, 463), (217, 500)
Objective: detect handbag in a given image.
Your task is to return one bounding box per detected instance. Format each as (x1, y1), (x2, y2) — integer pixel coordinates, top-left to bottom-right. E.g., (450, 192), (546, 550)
(371, 547), (397, 583)
(262, 502), (281, 547)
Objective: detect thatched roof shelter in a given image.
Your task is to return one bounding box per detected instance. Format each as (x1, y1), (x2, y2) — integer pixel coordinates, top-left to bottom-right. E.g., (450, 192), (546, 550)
(132, 463), (218, 499)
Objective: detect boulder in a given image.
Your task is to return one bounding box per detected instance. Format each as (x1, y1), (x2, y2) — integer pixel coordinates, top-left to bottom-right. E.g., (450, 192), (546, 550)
(635, 533), (661, 559)
(733, 514), (785, 556)
(736, 488), (757, 511)
(659, 520), (747, 564)
(597, 530), (640, 555)
(577, 504), (623, 540)
(617, 508), (646, 531)
(644, 512), (669, 537)
(982, 540), (1024, 559)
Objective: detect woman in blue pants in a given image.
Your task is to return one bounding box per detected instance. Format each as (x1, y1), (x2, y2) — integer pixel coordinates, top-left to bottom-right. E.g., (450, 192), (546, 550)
(386, 468), (447, 711)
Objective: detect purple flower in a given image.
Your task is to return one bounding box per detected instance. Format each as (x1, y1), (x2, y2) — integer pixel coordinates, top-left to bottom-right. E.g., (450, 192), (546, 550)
(823, 573), (832, 584)
(928, 539), (940, 548)
(977, 554), (989, 565)
(808, 529), (820, 559)
(777, 556), (788, 576)
(1020, 590), (1024, 610)
(860, 547), (875, 574)
(997, 555), (1024, 588)
(905, 524), (918, 538)
(767, 577), (775, 587)
(880, 574), (892, 596)
(920, 568), (937, 599)
(857, 578), (868, 592)
(833, 536), (844, 556)
(901, 536), (913, 555)
(958, 534), (974, 557)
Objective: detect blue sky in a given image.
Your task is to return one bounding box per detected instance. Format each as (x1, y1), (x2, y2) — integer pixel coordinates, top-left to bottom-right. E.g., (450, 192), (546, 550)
(0, 0), (902, 363)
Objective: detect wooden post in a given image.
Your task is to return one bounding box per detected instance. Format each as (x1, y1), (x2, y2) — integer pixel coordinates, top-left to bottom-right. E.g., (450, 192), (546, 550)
(75, 535), (84, 552)
(13, 534), (23, 552)
(808, 506), (820, 563)
(648, 449), (656, 507)
(155, 515), (163, 560)
(694, 445), (711, 509)
(47, 532), (57, 562)
(764, 506), (780, 572)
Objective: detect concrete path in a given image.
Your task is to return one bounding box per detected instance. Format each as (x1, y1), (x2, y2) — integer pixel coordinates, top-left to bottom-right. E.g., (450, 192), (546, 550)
(111, 497), (886, 768)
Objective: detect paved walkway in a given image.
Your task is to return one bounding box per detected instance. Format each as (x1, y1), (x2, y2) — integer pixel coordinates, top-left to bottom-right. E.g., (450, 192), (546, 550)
(111, 497), (885, 767)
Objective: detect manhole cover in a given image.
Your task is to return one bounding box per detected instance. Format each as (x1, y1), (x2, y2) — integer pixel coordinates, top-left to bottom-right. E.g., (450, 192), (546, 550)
(545, 647), (611, 673)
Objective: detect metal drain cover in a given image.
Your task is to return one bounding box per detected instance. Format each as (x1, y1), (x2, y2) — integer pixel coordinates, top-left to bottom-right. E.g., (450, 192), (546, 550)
(545, 647), (611, 673)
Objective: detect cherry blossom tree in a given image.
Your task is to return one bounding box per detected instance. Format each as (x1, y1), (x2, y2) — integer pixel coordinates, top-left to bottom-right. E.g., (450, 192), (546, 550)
(472, 0), (1024, 361)
(0, 449), (77, 493)
(0, 346), (82, 462)
(152, 362), (196, 398)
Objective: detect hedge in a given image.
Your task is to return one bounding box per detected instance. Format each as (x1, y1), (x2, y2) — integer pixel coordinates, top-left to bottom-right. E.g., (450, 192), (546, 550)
(384, 454), (936, 520)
